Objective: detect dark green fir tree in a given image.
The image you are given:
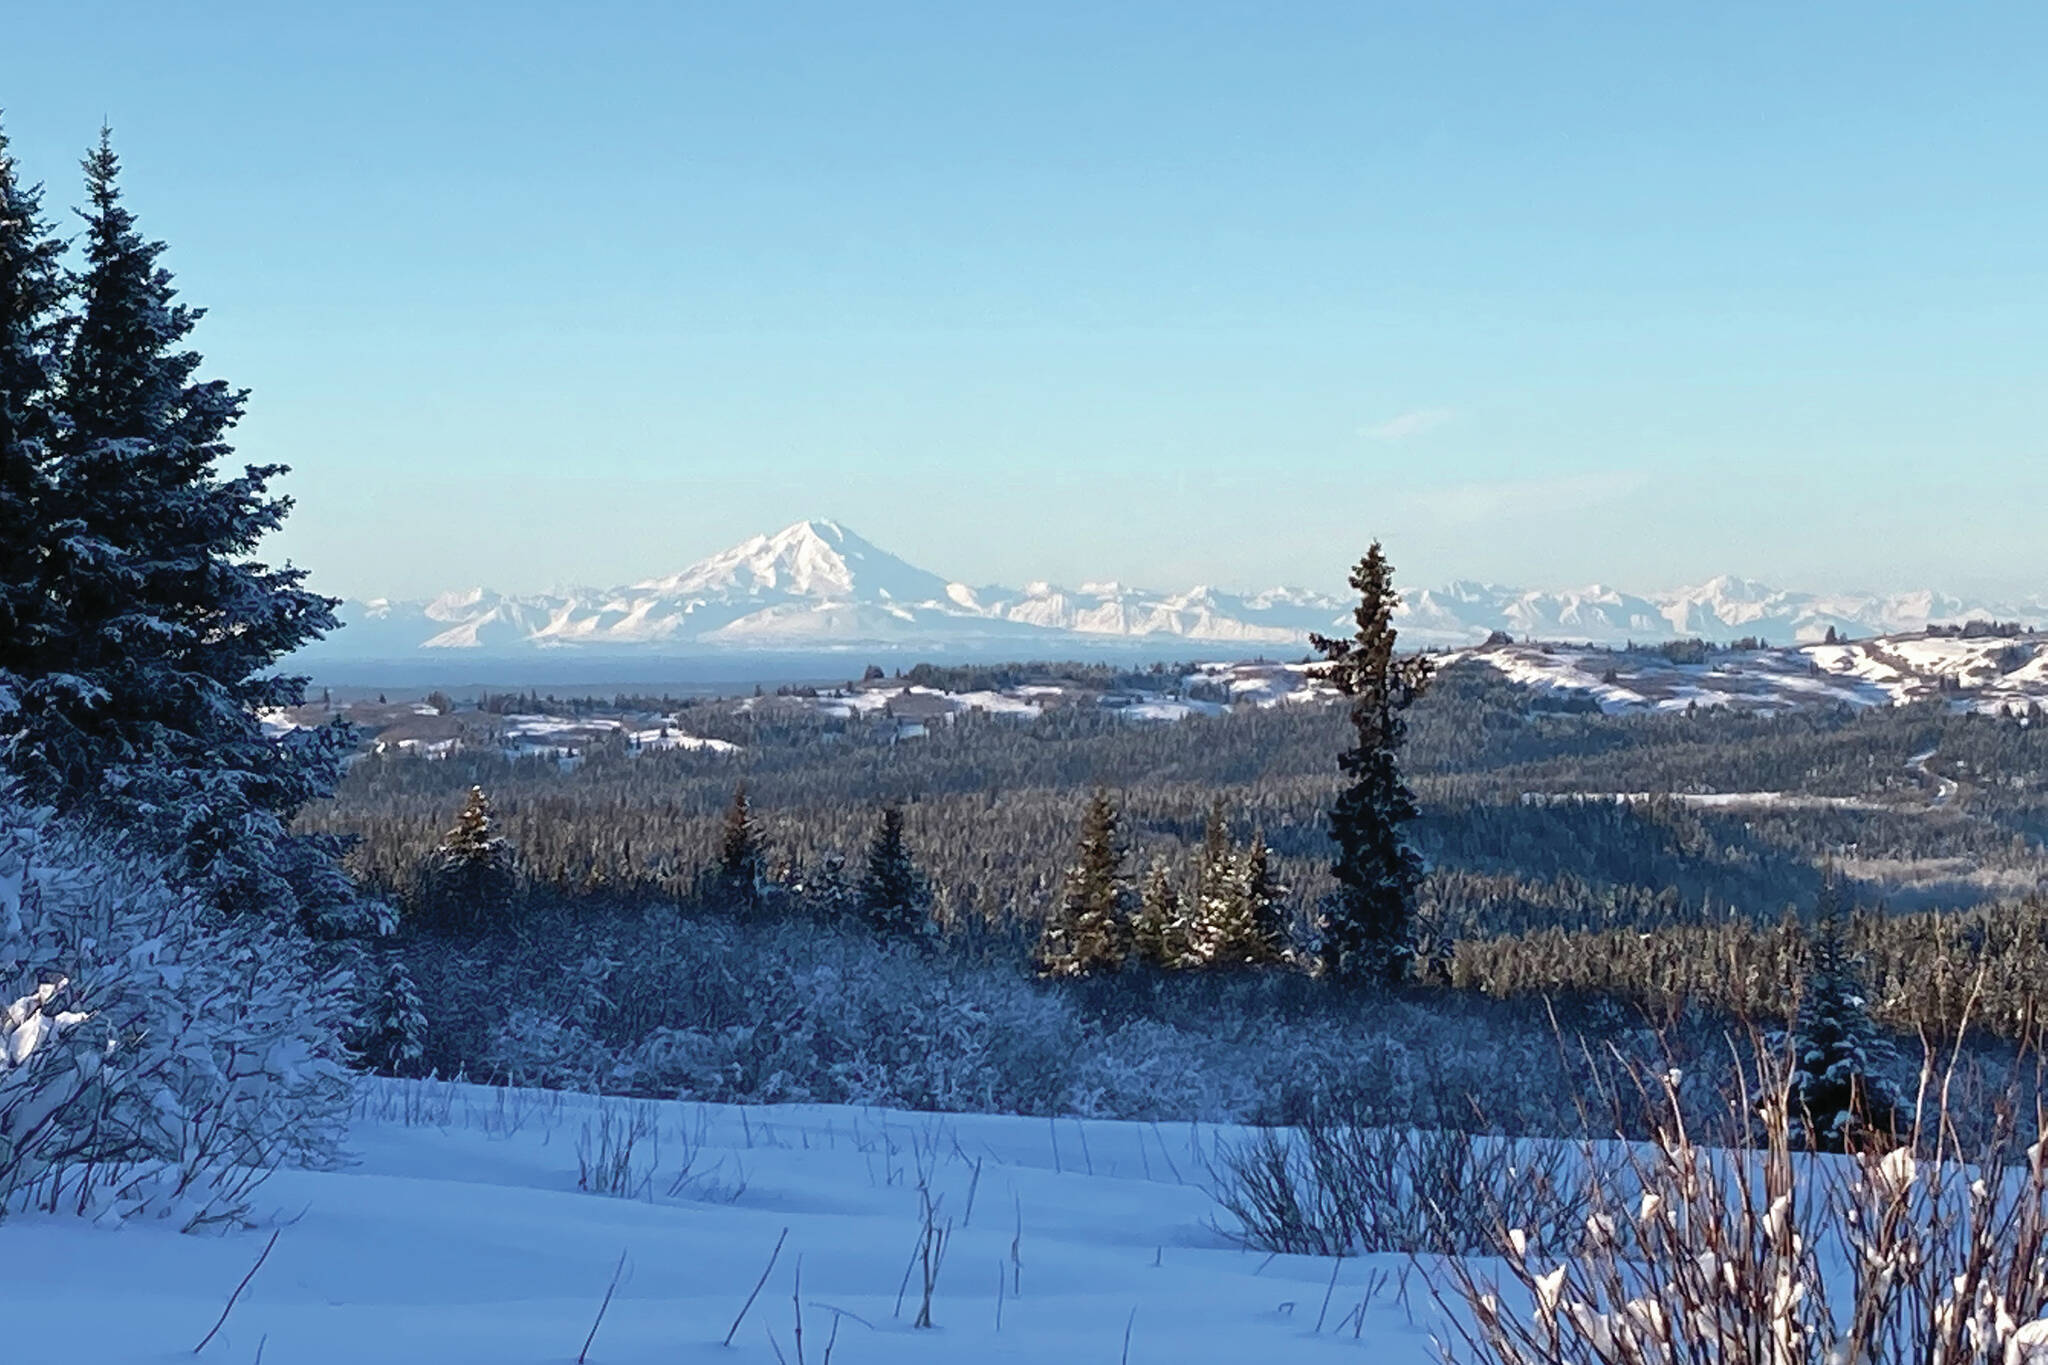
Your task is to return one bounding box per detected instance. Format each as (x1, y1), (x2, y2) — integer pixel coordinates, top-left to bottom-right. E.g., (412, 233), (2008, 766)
(1132, 856), (1194, 969)
(9, 132), (365, 930)
(1037, 790), (1132, 976)
(419, 785), (517, 935)
(1788, 889), (1900, 1152)
(1210, 830), (1289, 967)
(858, 802), (928, 936)
(360, 959), (429, 1077)
(0, 117), (67, 694)
(1311, 542), (1432, 983)
(715, 781), (765, 911)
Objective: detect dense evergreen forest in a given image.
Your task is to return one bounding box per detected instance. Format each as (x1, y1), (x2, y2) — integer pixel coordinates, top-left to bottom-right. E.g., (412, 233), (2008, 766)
(305, 650), (2048, 1079)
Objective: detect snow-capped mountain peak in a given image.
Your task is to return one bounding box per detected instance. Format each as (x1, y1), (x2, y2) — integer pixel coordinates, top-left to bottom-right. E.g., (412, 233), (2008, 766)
(302, 519), (2048, 667)
(633, 519), (955, 605)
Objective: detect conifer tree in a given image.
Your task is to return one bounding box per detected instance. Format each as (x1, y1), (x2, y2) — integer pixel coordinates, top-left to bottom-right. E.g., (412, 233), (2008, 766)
(715, 781), (765, 911)
(9, 132), (359, 927)
(1225, 831), (1291, 966)
(805, 850), (858, 918)
(1312, 542), (1432, 983)
(1788, 895), (1900, 1153)
(858, 802), (928, 936)
(1037, 790), (1132, 976)
(0, 118), (67, 697)
(1193, 797), (1232, 913)
(360, 959), (429, 1077)
(420, 785), (516, 935)
(1192, 830), (1290, 968)
(1132, 857), (1193, 969)
(1185, 798), (1239, 964)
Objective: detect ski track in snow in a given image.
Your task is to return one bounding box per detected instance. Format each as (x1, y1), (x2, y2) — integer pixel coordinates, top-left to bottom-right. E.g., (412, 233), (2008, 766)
(19, 1081), (1447, 1364)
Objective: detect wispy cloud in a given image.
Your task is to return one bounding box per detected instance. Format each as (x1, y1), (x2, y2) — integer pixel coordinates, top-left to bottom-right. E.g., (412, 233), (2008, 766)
(1361, 408), (1455, 442)
(1394, 470), (1652, 526)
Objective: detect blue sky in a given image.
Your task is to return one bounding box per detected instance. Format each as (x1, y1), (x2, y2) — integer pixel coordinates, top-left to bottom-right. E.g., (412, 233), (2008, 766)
(6, 3), (2045, 600)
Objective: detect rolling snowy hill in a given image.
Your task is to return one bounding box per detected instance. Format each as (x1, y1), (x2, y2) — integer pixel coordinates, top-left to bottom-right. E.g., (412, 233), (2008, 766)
(300, 519), (2048, 667)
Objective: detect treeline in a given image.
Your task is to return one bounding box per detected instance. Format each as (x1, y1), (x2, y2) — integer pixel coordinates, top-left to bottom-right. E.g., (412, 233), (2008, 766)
(305, 667), (2048, 939)
(1452, 895), (2048, 1043)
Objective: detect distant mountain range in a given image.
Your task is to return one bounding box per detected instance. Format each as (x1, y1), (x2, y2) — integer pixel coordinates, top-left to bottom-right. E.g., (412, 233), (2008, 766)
(299, 519), (2048, 669)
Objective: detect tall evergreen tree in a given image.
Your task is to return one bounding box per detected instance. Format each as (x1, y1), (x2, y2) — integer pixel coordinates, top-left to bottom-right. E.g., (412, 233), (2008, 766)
(1311, 542), (1432, 983)
(0, 118), (67, 698)
(715, 781), (765, 911)
(1037, 789), (1132, 976)
(8, 133), (360, 928)
(1192, 797), (1232, 917)
(419, 784), (516, 935)
(858, 802), (928, 935)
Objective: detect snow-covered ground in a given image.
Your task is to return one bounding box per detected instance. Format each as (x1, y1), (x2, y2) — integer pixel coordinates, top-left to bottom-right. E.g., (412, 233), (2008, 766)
(1454, 633), (2048, 716)
(23, 1080), (1443, 1364)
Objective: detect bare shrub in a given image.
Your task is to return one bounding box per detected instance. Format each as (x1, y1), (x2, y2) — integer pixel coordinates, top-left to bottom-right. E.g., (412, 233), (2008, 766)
(1212, 1089), (1620, 1257)
(1438, 1051), (2048, 1364)
(576, 1100), (659, 1198)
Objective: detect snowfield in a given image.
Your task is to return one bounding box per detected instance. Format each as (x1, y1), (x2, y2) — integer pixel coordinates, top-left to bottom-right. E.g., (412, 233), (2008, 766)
(1453, 634), (2048, 715)
(23, 1080), (1444, 1364)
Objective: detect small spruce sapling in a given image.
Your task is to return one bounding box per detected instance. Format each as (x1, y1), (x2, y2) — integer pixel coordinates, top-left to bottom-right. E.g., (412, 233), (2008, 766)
(1788, 889), (1900, 1152)
(361, 960), (429, 1077)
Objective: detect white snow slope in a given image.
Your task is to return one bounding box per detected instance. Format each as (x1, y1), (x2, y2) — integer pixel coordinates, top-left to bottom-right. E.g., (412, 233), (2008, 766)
(15, 1080), (1445, 1364)
(303, 519), (2048, 661)
(1455, 633), (2048, 715)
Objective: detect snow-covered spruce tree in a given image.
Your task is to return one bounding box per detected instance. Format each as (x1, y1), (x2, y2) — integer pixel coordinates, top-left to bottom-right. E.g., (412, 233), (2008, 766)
(0, 798), (353, 1228)
(358, 959), (428, 1078)
(1311, 542), (1432, 983)
(0, 119), (68, 701)
(802, 849), (858, 919)
(5, 133), (371, 934)
(1184, 798), (1235, 965)
(1205, 830), (1289, 968)
(1788, 903), (1900, 1153)
(713, 781), (765, 912)
(1132, 857), (1194, 969)
(858, 802), (929, 936)
(1036, 789), (1132, 976)
(415, 784), (516, 935)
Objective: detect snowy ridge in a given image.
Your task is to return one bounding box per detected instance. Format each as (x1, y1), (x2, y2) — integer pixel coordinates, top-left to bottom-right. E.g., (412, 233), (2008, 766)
(306, 519), (2048, 662)
(1451, 632), (2048, 716)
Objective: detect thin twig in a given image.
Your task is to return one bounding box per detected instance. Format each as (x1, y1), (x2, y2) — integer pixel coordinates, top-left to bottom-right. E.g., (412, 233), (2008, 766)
(1315, 1254), (1342, 1333)
(963, 1156), (984, 1228)
(193, 1228), (280, 1355)
(578, 1249), (628, 1364)
(1121, 1307), (1137, 1364)
(792, 1255), (806, 1365)
(724, 1227), (789, 1347)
